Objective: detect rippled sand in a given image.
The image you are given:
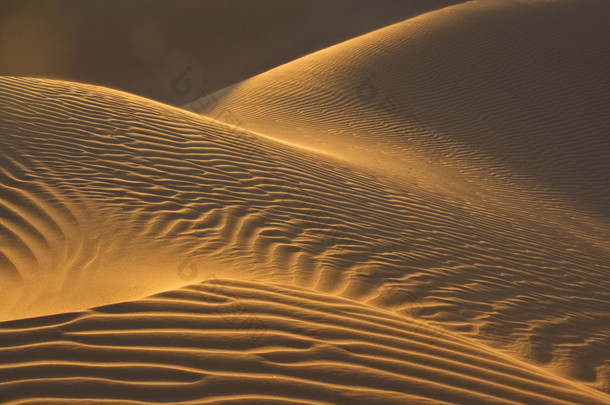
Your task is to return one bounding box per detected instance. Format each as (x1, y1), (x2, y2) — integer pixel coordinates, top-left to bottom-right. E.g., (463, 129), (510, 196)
(1, 0), (609, 403)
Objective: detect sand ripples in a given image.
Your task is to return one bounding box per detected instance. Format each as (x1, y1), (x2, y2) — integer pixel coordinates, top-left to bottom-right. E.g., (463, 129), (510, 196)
(1, 279), (608, 404)
(1, 0), (610, 402)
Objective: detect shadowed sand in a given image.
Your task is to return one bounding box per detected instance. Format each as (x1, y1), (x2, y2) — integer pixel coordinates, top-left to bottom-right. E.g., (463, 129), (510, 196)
(188, 0), (610, 218)
(1, 0), (609, 403)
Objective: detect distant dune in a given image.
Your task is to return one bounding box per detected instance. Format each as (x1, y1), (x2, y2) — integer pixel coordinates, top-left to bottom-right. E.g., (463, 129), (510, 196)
(0, 0), (465, 105)
(189, 0), (610, 218)
(1, 0), (609, 403)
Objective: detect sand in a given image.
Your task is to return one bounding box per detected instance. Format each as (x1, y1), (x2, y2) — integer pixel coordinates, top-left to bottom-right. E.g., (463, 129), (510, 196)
(1, 0), (609, 403)
(0, 279), (608, 404)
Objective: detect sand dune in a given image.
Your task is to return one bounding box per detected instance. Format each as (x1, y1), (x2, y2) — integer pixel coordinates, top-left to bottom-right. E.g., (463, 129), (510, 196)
(185, 0), (610, 394)
(1, 67), (609, 400)
(1, 278), (608, 404)
(188, 0), (610, 218)
(1, 0), (610, 403)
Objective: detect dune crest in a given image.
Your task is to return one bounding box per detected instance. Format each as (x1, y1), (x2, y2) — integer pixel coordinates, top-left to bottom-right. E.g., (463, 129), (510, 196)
(0, 0), (467, 105)
(188, 0), (610, 218)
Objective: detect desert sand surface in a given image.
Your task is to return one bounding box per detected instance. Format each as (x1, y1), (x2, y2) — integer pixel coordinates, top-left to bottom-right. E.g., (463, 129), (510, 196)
(1, 0), (610, 404)
(189, 0), (610, 389)
(0, 279), (608, 404)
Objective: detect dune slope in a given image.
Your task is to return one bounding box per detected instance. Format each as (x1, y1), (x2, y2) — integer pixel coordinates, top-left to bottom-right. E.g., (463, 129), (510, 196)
(189, 0), (610, 218)
(187, 0), (610, 391)
(1, 278), (609, 405)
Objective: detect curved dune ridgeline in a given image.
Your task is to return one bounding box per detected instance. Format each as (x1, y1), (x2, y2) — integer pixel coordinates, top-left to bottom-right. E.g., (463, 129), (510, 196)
(189, 0), (610, 218)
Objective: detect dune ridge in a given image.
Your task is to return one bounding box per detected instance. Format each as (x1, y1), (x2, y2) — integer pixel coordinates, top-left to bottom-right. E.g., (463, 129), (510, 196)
(1, 278), (609, 404)
(189, 0), (610, 218)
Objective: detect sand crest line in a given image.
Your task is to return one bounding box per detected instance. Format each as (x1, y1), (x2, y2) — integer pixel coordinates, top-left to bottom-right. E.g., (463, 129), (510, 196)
(175, 255), (447, 348)
(176, 261), (267, 344)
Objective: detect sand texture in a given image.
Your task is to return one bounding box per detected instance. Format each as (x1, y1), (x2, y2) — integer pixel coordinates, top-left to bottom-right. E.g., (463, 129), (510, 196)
(1, 0), (609, 403)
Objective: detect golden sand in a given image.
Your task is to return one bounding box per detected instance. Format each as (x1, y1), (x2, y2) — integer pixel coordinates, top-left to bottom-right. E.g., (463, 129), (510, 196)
(1, 0), (609, 403)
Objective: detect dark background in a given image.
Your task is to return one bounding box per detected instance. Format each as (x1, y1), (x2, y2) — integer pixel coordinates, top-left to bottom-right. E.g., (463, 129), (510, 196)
(0, 0), (464, 105)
